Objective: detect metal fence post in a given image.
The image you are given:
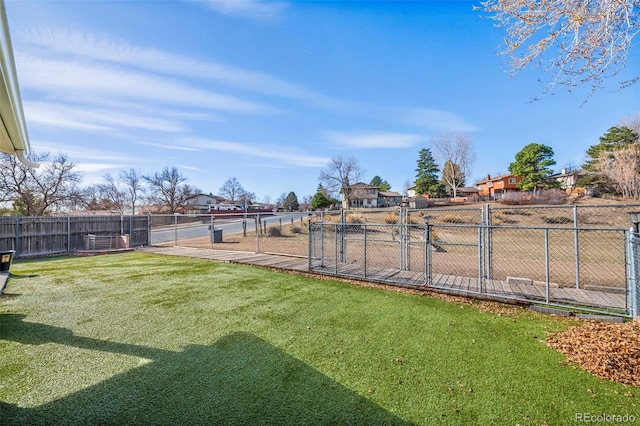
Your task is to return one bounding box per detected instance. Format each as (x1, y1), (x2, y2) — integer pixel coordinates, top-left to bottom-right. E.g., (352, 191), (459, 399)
(423, 215), (431, 286)
(574, 205), (580, 289)
(478, 225), (483, 293)
(255, 214), (260, 253)
(340, 209), (346, 263)
(485, 203), (492, 279)
(173, 214), (178, 247)
(363, 223), (367, 279)
(210, 215), (214, 250)
(308, 221), (313, 270)
(544, 228), (550, 304)
(629, 213), (640, 319)
(335, 223), (339, 274)
(398, 206), (403, 270)
(627, 230), (637, 319)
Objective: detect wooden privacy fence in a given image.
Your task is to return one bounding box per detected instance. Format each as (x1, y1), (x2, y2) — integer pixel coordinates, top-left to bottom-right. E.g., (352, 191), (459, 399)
(0, 215), (150, 258)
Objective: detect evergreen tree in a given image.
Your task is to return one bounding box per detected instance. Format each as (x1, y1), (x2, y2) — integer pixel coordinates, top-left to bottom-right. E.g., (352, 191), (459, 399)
(282, 191), (299, 211)
(414, 148), (444, 196)
(583, 126), (639, 171)
(370, 176), (391, 192)
(508, 143), (557, 191)
(310, 185), (335, 210)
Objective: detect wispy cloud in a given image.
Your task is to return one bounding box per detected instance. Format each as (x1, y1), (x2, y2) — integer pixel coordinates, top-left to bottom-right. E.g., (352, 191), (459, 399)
(25, 101), (188, 133)
(180, 137), (330, 168)
(17, 54), (274, 114)
(77, 163), (126, 173)
(325, 131), (425, 149)
(192, 0), (289, 22)
(397, 107), (479, 132)
(17, 28), (478, 134)
(32, 142), (131, 162)
(19, 28), (332, 105)
(134, 141), (200, 152)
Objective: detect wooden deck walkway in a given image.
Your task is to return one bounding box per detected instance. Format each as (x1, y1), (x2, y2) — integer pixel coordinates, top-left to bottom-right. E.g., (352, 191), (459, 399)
(139, 246), (627, 312)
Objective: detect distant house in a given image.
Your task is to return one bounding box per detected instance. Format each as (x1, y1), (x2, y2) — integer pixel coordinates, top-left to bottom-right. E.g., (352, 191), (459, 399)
(445, 185), (479, 199)
(475, 174), (522, 199)
(342, 183), (379, 209)
(378, 191), (403, 207)
(548, 168), (586, 194)
(185, 193), (225, 214)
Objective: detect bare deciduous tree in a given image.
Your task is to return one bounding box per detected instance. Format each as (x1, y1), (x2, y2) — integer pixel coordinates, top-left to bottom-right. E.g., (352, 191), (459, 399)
(597, 144), (640, 199)
(93, 168), (144, 215)
(120, 168), (143, 215)
(219, 177), (245, 204)
(318, 155), (365, 208)
(0, 152), (83, 215)
(96, 173), (126, 214)
(431, 132), (475, 198)
(479, 0), (639, 96)
(144, 167), (199, 213)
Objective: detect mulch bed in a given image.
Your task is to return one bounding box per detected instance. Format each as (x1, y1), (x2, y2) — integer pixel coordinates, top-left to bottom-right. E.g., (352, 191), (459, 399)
(547, 321), (640, 388)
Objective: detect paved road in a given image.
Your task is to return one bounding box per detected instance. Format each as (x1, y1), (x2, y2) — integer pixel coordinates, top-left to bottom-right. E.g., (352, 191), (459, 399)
(150, 212), (310, 244)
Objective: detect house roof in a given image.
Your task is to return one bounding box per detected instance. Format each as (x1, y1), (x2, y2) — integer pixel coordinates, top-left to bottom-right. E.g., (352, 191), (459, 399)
(548, 168), (585, 179)
(349, 182), (379, 189)
(456, 187), (479, 193)
(0, 1), (33, 167)
(187, 193), (225, 201)
(379, 191), (403, 197)
(475, 174), (519, 184)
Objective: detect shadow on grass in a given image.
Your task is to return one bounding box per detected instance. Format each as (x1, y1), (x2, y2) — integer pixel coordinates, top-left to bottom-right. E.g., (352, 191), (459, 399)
(0, 315), (411, 425)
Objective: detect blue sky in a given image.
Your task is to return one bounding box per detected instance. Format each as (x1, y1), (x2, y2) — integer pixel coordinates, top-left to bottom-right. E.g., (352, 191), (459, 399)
(5, 0), (640, 203)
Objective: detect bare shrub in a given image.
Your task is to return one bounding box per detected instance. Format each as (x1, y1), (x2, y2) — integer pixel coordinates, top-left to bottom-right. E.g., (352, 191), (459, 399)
(499, 192), (529, 205)
(500, 190), (568, 205)
(491, 212), (518, 225)
(290, 225), (302, 234)
(346, 213), (364, 224)
(499, 208), (532, 216)
(534, 189), (569, 205)
(406, 214), (423, 224)
(440, 215), (466, 224)
(267, 225), (282, 237)
(541, 216), (573, 224)
(384, 213), (399, 224)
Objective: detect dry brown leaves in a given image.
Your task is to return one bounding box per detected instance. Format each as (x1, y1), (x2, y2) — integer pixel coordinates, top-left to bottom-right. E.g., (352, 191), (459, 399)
(547, 321), (640, 387)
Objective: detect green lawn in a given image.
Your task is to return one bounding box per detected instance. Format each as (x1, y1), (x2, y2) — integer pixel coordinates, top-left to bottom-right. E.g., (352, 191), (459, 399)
(0, 252), (637, 425)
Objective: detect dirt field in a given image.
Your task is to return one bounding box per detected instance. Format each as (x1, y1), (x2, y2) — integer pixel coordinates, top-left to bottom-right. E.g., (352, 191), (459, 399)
(161, 224), (310, 257)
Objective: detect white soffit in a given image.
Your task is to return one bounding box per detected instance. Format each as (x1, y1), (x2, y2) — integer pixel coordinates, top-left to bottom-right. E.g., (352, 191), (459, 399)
(0, 0), (31, 159)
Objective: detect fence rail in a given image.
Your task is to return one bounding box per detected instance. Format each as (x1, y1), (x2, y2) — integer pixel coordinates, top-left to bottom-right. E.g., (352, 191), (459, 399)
(0, 215), (149, 258)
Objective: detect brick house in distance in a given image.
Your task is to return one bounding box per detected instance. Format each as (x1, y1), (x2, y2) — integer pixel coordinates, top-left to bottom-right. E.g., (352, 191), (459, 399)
(475, 174), (522, 200)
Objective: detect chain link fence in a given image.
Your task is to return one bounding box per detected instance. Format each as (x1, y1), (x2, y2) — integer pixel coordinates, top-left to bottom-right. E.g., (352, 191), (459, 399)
(309, 212), (635, 317)
(149, 213), (312, 257)
(148, 204), (640, 317)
